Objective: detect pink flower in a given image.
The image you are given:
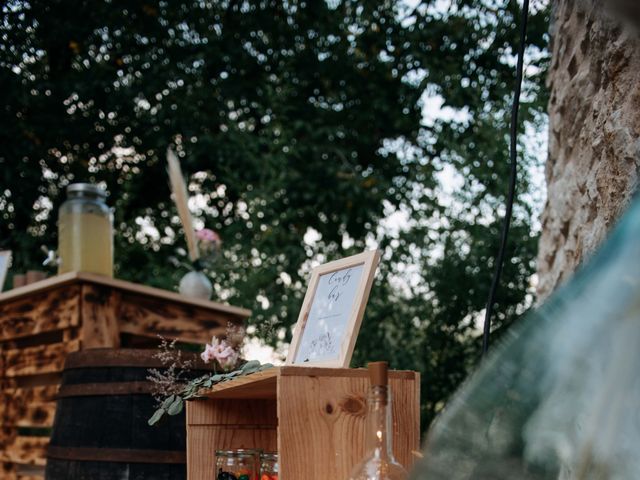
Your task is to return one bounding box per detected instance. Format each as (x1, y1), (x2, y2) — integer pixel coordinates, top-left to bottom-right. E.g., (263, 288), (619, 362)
(200, 336), (239, 371)
(200, 342), (218, 363)
(196, 228), (221, 258)
(196, 228), (220, 243)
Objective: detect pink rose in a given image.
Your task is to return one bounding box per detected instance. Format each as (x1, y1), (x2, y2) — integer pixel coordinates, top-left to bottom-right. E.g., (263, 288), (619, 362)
(200, 337), (239, 371)
(200, 342), (218, 363)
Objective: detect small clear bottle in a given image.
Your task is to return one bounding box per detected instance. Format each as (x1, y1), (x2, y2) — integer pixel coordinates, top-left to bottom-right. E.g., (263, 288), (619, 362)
(57, 183), (113, 277)
(348, 362), (408, 480)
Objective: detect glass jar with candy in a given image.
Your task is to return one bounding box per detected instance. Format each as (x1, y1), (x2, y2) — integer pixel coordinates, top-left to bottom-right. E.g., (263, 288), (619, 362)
(216, 449), (258, 480)
(260, 452), (279, 480)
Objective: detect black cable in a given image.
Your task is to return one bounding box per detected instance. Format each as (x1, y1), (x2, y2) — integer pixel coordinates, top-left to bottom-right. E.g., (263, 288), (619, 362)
(481, 0), (530, 357)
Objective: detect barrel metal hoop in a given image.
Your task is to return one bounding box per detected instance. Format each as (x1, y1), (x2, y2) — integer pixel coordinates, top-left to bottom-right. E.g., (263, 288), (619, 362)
(47, 446), (186, 464)
(55, 381), (158, 398)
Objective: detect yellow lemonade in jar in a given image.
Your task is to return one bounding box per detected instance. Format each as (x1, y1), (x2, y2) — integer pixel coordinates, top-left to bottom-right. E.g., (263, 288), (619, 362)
(58, 211), (113, 276)
(57, 183), (113, 277)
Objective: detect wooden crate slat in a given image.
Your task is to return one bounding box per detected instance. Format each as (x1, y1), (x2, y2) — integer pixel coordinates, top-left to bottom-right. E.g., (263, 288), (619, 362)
(0, 286), (80, 341)
(200, 369), (278, 400)
(80, 284), (121, 349)
(3, 340), (81, 377)
(0, 435), (48, 466)
(187, 399), (278, 426)
(1, 373), (62, 391)
(0, 385), (58, 417)
(118, 291), (237, 344)
(7, 402), (56, 429)
(0, 426), (17, 447)
(119, 325), (227, 346)
(0, 272), (250, 318)
(278, 373), (420, 479)
(2, 461), (16, 479)
(0, 385), (58, 428)
(16, 463), (45, 479)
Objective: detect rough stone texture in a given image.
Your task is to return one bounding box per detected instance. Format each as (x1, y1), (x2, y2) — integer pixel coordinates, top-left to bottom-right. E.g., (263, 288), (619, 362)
(536, 0), (640, 301)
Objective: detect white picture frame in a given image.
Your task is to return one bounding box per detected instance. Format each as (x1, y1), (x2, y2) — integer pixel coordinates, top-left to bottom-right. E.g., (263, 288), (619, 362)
(0, 251), (11, 293)
(286, 250), (381, 368)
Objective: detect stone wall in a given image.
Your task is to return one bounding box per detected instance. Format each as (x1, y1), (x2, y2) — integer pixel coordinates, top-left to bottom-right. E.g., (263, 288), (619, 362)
(536, 0), (640, 301)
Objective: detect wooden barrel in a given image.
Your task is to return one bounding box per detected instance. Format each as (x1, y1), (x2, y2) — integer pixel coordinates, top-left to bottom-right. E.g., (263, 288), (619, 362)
(45, 348), (211, 480)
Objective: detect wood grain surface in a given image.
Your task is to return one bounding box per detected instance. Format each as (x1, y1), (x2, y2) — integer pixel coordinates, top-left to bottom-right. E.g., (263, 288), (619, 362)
(0, 286), (80, 341)
(0, 385), (58, 428)
(0, 272), (250, 318)
(0, 435), (48, 466)
(118, 291), (235, 344)
(187, 399), (278, 480)
(187, 367), (421, 480)
(278, 373), (420, 479)
(3, 340), (81, 378)
(80, 284), (120, 349)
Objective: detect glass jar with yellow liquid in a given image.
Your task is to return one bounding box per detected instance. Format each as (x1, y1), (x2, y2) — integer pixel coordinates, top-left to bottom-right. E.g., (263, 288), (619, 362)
(58, 183), (113, 277)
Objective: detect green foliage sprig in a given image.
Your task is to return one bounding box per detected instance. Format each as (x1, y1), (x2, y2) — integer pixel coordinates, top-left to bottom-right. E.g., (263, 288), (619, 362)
(148, 360), (273, 426)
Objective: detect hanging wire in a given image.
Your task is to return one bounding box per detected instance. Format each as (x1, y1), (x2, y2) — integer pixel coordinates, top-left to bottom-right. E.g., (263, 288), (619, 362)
(482, 0), (530, 357)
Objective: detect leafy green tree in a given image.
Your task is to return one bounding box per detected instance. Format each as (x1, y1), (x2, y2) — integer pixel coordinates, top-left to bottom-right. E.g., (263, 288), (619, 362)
(0, 0), (549, 428)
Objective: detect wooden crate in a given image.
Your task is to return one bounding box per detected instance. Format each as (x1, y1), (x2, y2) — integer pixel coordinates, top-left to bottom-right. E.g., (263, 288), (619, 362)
(187, 366), (420, 480)
(0, 271), (251, 479)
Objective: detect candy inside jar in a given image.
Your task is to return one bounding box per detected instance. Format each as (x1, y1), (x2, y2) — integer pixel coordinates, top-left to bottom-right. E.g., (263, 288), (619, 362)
(216, 449), (259, 480)
(260, 452), (279, 480)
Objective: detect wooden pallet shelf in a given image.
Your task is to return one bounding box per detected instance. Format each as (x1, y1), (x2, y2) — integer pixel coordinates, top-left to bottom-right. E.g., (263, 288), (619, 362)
(187, 366), (420, 480)
(0, 272), (251, 479)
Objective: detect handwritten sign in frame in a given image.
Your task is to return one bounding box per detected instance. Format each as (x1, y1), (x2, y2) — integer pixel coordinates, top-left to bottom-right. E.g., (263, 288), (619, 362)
(286, 250), (381, 368)
(0, 251), (11, 293)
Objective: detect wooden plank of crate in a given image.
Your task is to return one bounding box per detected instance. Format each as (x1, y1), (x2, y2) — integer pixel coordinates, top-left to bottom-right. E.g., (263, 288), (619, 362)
(3, 339), (81, 377)
(15, 463), (45, 479)
(200, 369), (278, 400)
(2, 461), (16, 479)
(118, 291), (237, 344)
(1, 373), (62, 390)
(200, 367), (416, 400)
(0, 285), (80, 341)
(0, 385), (59, 428)
(187, 398), (278, 426)
(277, 372), (421, 479)
(0, 435), (48, 466)
(186, 399), (277, 480)
(0, 272), (250, 319)
(80, 284), (121, 349)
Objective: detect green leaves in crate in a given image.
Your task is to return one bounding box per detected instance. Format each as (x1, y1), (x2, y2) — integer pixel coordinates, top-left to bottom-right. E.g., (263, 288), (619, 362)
(148, 362), (274, 426)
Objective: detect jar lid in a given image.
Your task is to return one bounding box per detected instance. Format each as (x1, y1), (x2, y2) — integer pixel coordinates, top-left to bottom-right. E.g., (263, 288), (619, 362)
(66, 183), (107, 198)
(260, 452), (278, 460)
(215, 449), (257, 457)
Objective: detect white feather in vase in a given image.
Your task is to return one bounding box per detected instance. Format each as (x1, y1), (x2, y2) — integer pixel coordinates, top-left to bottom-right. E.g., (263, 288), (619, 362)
(167, 148), (200, 262)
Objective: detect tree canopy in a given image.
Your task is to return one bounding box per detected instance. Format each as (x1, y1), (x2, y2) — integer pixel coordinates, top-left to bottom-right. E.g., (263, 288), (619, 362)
(0, 0), (550, 427)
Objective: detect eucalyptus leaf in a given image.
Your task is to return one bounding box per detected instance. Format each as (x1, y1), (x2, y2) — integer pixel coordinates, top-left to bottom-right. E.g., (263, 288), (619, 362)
(161, 395), (177, 409)
(241, 360), (261, 372)
(167, 397), (184, 416)
(148, 408), (166, 426)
